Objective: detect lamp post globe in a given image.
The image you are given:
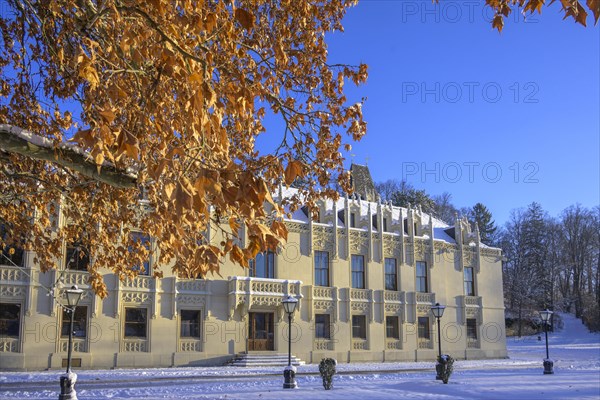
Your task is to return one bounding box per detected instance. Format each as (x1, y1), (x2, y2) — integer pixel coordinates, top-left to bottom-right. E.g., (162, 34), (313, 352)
(539, 309), (554, 375)
(59, 285), (83, 400)
(282, 295), (298, 389)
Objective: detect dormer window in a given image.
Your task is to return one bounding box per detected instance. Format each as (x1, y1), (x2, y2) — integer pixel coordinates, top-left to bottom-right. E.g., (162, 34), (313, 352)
(350, 213), (356, 228)
(383, 217), (388, 232)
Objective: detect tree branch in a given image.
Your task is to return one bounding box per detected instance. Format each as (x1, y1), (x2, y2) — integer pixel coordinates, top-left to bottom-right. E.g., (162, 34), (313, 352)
(0, 124), (137, 189)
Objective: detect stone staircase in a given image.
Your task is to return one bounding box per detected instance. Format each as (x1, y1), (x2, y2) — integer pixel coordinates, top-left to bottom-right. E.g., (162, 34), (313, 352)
(228, 352), (305, 367)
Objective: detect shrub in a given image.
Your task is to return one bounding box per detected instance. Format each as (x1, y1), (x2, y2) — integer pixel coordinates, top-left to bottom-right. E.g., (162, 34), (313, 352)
(318, 358), (337, 390)
(436, 355), (454, 384)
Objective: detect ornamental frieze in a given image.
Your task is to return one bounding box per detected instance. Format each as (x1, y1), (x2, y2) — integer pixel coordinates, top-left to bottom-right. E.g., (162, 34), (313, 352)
(122, 291), (150, 304)
(0, 286), (25, 299)
(177, 295), (206, 307)
(313, 226), (334, 251)
(349, 230), (368, 253)
(314, 300), (335, 312)
(286, 221), (309, 233)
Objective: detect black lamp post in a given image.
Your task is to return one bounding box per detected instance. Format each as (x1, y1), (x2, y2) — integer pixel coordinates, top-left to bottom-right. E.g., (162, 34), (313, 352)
(59, 285), (83, 400)
(539, 309), (554, 375)
(431, 302), (446, 380)
(282, 295), (298, 389)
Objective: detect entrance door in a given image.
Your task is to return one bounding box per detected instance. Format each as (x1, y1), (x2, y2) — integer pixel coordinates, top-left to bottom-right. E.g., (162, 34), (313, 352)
(248, 312), (274, 351)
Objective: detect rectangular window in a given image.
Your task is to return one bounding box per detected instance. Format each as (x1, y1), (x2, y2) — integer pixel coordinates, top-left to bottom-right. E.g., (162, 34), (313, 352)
(0, 303), (20, 337)
(383, 218), (388, 232)
(350, 213), (356, 228)
(249, 251), (275, 278)
(65, 245), (89, 271)
(385, 258), (398, 291)
(315, 314), (331, 339)
(386, 316), (400, 339)
(418, 316), (430, 339)
(467, 318), (477, 340)
(61, 306), (87, 338)
(314, 251), (330, 287)
(180, 310), (201, 338)
(352, 315), (366, 339)
(351, 255), (365, 289)
(416, 261), (428, 293)
(464, 267), (475, 296)
(130, 232), (151, 275)
(124, 308), (147, 338)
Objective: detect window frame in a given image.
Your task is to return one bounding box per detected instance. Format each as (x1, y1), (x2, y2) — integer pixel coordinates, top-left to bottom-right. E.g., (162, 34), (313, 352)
(180, 309), (202, 339)
(467, 318), (478, 340)
(314, 251), (330, 287)
(418, 316), (430, 340)
(416, 261), (428, 293)
(0, 303), (21, 338)
(64, 245), (90, 271)
(464, 266), (475, 296)
(384, 257), (398, 291)
(124, 307), (148, 338)
(351, 254), (365, 289)
(249, 251), (275, 279)
(385, 315), (400, 339)
(315, 314), (331, 339)
(351, 315), (367, 339)
(61, 305), (88, 338)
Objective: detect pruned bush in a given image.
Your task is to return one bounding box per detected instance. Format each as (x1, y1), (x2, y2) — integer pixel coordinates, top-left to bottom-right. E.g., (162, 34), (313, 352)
(318, 358), (337, 390)
(436, 355), (454, 384)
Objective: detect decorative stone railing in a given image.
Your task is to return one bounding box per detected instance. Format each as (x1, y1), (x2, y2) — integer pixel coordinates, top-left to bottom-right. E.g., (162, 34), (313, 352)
(61, 271), (89, 287)
(383, 290), (404, 303)
(59, 338), (87, 353)
(227, 276), (302, 320)
(346, 288), (374, 321)
(314, 339), (334, 351)
(122, 338), (148, 352)
(463, 295), (482, 307)
(0, 266), (31, 316)
(122, 275), (154, 290)
(116, 275), (157, 319)
(352, 339), (368, 350)
(0, 337), (19, 352)
(418, 338), (433, 349)
(173, 278), (211, 319)
(179, 339), (202, 352)
(0, 266), (28, 283)
(382, 290), (405, 320)
(460, 295), (483, 324)
(415, 292), (435, 304)
(313, 286), (335, 299)
(467, 337), (480, 349)
(307, 285), (338, 321)
(176, 279), (209, 293)
(350, 288), (372, 302)
(386, 339), (402, 350)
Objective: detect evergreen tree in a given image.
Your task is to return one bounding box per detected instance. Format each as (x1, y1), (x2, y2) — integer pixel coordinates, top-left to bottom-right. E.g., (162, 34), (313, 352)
(390, 185), (436, 215)
(470, 203), (498, 245)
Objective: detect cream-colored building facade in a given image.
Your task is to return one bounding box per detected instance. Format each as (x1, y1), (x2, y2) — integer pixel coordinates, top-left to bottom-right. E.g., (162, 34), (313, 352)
(0, 172), (507, 371)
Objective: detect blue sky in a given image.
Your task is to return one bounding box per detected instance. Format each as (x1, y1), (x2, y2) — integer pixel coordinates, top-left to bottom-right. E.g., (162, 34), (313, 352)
(295, 0), (599, 225)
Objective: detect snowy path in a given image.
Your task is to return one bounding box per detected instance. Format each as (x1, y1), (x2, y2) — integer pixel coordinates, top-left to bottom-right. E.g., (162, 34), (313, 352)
(1, 313), (598, 399)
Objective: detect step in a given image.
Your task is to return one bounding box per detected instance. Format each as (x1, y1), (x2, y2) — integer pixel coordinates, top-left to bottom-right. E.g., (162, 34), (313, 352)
(228, 352), (305, 367)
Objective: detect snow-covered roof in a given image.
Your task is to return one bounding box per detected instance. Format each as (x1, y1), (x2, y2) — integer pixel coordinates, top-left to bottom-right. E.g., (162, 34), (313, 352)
(276, 185), (461, 245)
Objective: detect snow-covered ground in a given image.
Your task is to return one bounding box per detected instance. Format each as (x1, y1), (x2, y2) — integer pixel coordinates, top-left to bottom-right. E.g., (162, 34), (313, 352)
(1, 313), (598, 399)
